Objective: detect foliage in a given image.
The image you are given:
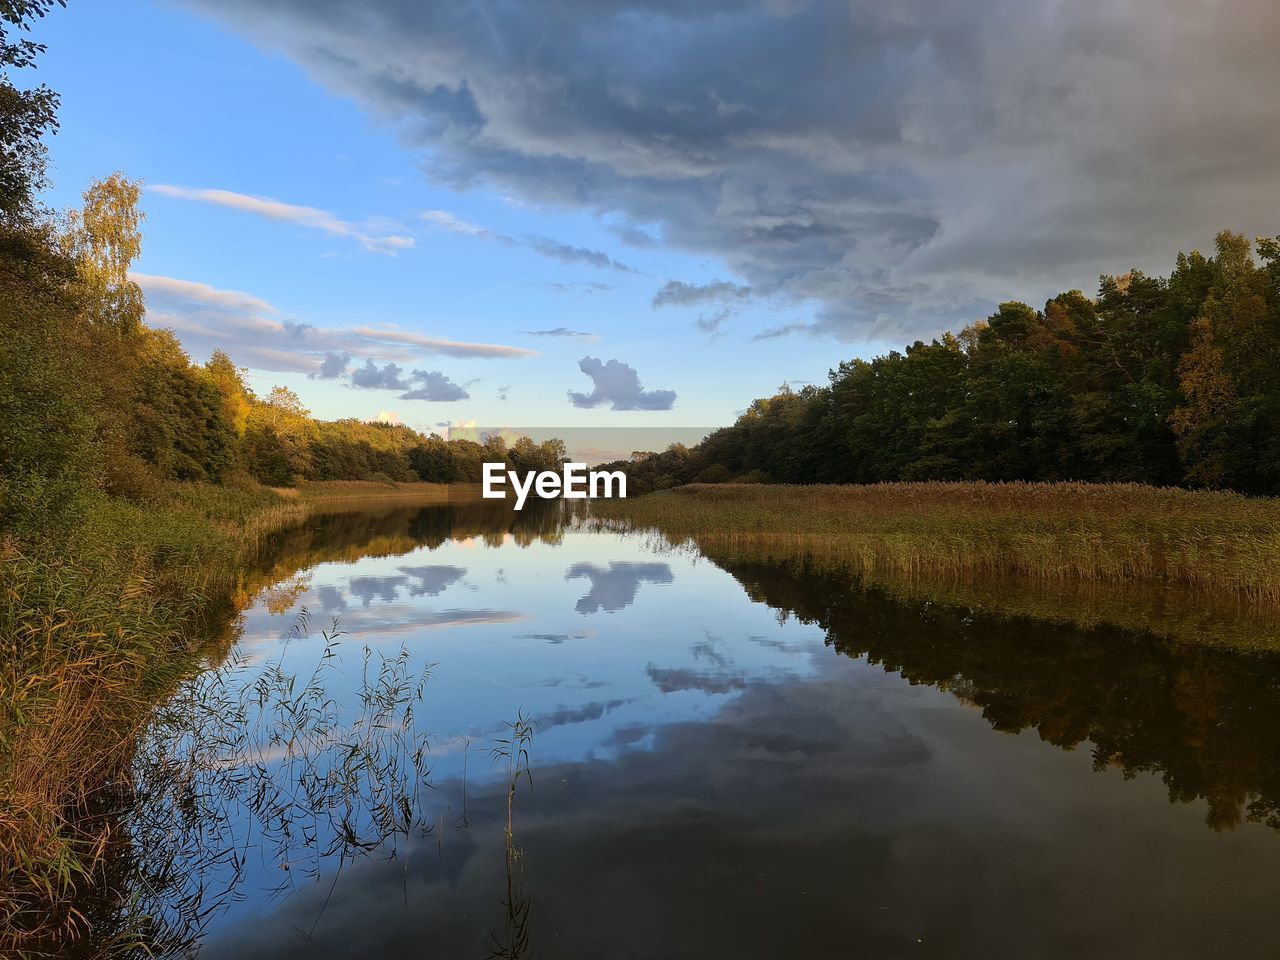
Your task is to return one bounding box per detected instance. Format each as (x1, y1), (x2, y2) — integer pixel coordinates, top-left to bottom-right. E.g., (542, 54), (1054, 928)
(0, 172), (567, 528)
(608, 233), (1280, 495)
(591, 481), (1280, 608)
(0, 1), (64, 219)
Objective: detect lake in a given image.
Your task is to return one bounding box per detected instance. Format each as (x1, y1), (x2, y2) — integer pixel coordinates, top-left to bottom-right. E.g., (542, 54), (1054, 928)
(104, 498), (1280, 957)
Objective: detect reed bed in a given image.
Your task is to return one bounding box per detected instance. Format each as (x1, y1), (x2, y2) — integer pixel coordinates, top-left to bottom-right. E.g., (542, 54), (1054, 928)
(274, 478), (469, 503)
(0, 480), (457, 955)
(591, 482), (1280, 607)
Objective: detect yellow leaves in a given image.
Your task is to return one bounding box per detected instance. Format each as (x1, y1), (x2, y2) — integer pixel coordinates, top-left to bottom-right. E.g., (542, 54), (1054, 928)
(61, 172), (146, 333)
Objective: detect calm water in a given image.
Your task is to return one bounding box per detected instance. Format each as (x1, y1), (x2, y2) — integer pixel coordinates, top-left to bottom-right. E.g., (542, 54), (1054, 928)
(112, 500), (1280, 957)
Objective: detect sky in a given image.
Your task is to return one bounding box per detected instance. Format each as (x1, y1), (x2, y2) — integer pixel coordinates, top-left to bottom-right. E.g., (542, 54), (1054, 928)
(28, 0), (1280, 439)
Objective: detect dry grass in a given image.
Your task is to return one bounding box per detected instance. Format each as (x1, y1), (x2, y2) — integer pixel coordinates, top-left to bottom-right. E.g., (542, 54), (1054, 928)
(286, 479), (469, 502)
(592, 481), (1280, 609)
(0, 479), (470, 955)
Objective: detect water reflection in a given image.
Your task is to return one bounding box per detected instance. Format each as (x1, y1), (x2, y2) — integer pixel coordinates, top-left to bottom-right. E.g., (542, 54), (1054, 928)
(565, 561), (674, 613)
(67, 500), (1280, 956)
(203, 652), (1280, 959)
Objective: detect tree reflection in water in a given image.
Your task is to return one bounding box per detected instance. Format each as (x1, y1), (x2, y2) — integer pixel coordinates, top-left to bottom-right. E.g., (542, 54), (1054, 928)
(715, 554), (1280, 834)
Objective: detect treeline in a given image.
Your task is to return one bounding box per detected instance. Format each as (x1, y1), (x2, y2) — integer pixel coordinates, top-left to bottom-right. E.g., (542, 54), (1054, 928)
(613, 232), (1280, 495)
(1, 0), (566, 538)
(0, 172), (565, 535)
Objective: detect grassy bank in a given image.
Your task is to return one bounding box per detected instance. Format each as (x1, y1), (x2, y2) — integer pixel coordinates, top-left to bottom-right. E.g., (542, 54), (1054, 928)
(0, 480), (457, 954)
(591, 482), (1280, 646)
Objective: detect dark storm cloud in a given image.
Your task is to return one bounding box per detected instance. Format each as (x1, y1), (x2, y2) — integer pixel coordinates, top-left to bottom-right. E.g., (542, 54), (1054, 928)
(188, 0), (1280, 340)
(567, 357), (676, 411)
(609, 222), (660, 248)
(651, 279), (751, 309)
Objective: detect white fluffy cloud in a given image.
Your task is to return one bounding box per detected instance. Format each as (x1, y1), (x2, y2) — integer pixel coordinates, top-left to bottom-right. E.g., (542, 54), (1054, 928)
(568, 356), (676, 411)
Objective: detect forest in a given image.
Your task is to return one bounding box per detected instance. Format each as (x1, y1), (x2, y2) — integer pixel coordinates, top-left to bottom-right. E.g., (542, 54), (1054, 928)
(1, 7), (564, 544)
(1, 172), (564, 538)
(610, 234), (1280, 495)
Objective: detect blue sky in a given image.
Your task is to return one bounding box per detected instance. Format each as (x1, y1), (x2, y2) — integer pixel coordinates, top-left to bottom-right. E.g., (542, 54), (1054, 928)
(31, 0), (877, 436)
(28, 0), (1280, 438)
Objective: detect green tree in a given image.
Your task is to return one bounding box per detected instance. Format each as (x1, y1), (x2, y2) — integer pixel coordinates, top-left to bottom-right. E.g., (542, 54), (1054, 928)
(0, 1), (64, 218)
(1172, 232), (1280, 492)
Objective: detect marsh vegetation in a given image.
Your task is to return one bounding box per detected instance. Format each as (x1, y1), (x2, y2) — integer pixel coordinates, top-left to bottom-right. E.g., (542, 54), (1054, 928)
(593, 481), (1280, 610)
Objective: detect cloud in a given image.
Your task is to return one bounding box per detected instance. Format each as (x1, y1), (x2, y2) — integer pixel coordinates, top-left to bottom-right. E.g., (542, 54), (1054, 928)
(567, 357), (677, 412)
(130, 272), (277, 315)
(420, 209), (488, 236)
(752, 321), (813, 341)
(694, 308), (732, 342)
(525, 235), (634, 272)
(565, 561), (674, 614)
(351, 326), (537, 359)
(150, 184), (414, 254)
(646, 665), (746, 696)
(420, 208), (635, 273)
(397, 565), (467, 597)
(351, 359), (413, 390)
(652, 280), (751, 309)
(521, 327), (600, 341)
(399, 370), (470, 402)
(609, 222), (660, 248)
(497, 385), (510, 401)
(536, 698), (634, 729)
(135, 272), (535, 374)
(133, 271), (331, 373)
(349, 361), (471, 401)
(513, 631), (592, 644)
(188, 0), (1280, 340)
(314, 351), (350, 379)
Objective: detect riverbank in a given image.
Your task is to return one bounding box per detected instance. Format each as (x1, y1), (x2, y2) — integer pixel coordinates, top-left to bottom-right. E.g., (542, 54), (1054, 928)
(590, 482), (1280, 648)
(0, 479), (461, 953)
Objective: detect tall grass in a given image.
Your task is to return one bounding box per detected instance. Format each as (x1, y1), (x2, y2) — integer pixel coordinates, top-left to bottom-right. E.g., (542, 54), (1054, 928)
(0, 480), (455, 955)
(591, 481), (1280, 609)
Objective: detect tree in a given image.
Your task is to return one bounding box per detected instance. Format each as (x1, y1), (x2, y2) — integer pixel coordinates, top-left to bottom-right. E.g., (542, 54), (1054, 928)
(1171, 232), (1280, 492)
(608, 229), (1280, 495)
(63, 172), (145, 332)
(204, 350), (253, 439)
(0, 1), (65, 218)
